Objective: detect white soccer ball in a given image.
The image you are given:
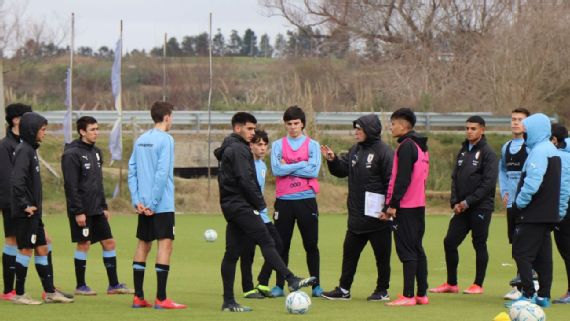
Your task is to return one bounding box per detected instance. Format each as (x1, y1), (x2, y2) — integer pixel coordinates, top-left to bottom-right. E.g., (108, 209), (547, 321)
(203, 229), (217, 242)
(510, 302), (546, 321)
(285, 291), (311, 314)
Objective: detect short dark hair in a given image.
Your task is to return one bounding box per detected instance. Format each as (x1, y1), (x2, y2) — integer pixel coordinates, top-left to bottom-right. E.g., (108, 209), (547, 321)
(551, 123), (568, 148)
(150, 101), (174, 123)
(390, 108), (416, 128)
(512, 107), (530, 117)
(5, 103), (32, 127)
(466, 115), (486, 127)
(76, 116), (98, 136)
(252, 129), (269, 144)
(231, 112), (257, 127)
(283, 106), (306, 129)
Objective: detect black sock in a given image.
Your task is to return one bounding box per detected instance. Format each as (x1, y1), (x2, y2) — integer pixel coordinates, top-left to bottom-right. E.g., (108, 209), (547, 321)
(133, 261), (145, 298)
(103, 256), (119, 287)
(47, 249), (54, 278)
(15, 261), (28, 296)
(74, 258), (87, 288)
(2, 253), (16, 294)
(156, 264), (169, 301)
(35, 263), (55, 293)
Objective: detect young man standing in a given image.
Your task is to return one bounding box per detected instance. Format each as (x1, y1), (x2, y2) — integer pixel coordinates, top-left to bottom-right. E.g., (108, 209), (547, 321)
(270, 106), (322, 297)
(430, 116), (498, 295)
(498, 108), (531, 300)
(215, 112), (316, 312)
(11, 112), (73, 305)
(380, 108), (430, 307)
(507, 113), (562, 308)
(0, 103), (31, 300)
(320, 114), (394, 301)
(62, 116), (133, 296)
(128, 101), (186, 309)
(239, 129), (284, 299)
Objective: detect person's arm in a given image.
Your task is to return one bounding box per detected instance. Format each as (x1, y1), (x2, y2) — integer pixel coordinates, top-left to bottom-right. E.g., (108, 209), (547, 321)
(449, 149), (461, 208)
(326, 147), (351, 178)
(148, 136), (173, 212)
(464, 148), (499, 207)
(291, 140), (321, 178)
(515, 151), (548, 209)
(271, 140), (307, 176)
(98, 151), (109, 211)
(61, 152), (86, 215)
(127, 143), (140, 208)
(498, 143), (509, 200)
(388, 140), (416, 209)
(233, 146), (267, 211)
(11, 149), (33, 210)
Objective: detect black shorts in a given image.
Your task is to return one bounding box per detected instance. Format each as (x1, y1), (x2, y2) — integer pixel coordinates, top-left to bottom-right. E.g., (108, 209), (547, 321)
(2, 208), (16, 237)
(136, 212), (175, 242)
(69, 214), (113, 243)
(15, 217), (47, 250)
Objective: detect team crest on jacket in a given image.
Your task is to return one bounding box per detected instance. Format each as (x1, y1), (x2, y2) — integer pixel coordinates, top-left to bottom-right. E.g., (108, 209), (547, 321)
(82, 228), (90, 237)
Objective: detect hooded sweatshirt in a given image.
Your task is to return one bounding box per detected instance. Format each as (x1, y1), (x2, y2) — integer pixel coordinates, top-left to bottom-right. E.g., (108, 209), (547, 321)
(326, 114), (393, 233)
(61, 139), (108, 217)
(557, 137), (570, 219)
(214, 133), (266, 217)
(10, 112), (47, 218)
(513, 113), (561, 224)
(0, 129), (20, 208)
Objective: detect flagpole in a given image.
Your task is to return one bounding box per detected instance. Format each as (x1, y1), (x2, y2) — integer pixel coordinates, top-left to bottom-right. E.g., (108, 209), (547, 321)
(0, 59), (5, 137)
(118, 20), (123, 196)
(68, 12), (74, 141)
(162, 32), (167, 101)
(207, 12), (213, 199)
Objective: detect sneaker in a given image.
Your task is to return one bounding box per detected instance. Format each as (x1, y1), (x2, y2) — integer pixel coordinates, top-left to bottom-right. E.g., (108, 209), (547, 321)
(1, 290), (16, 301)
(509, 274), (521, 287)
(367, 289), (390, 301)
(553, 292), (570, 304)
(287, 276), (317, 292)
(44, 291), (74, 303)
(255, 284), (274, 298)
(12, 293), (42, 305)
(504, 287), (522, 300)
(463, 284), (484, 294)
(321, 287), (351, 300)
(243, 289), (265, 299)
(75, 285), (97, 296)
(132, 296), (152, 308)
(221, 301), (252, 312)
(429, 282), (459, 293)
(415, 295), (429, 305)
(107, 283), (134, 295)
(385, 295), (417, 306)
(312, 285), (324, 297)
(55, 288), (74, 299)
(154, 298), (187, 309)
(535, 296), (551, 308)
(271, 286), (285, 297)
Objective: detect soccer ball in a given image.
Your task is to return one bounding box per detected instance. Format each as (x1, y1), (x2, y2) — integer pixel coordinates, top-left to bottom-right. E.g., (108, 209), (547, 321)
(204, 229), (217, 242)
(285, 291), (311, 314)
(510, 302), (546, 321)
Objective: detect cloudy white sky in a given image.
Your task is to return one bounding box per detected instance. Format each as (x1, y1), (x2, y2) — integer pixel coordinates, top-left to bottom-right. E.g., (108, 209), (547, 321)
(16, 0), (292, 51)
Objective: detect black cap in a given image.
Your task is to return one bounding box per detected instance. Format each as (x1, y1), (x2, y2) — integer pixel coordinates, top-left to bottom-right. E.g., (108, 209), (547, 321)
(5, 103), (32, 127)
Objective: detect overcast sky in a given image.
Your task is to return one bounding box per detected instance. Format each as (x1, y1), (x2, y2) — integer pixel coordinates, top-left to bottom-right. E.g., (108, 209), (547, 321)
(18, 0), (292, 51)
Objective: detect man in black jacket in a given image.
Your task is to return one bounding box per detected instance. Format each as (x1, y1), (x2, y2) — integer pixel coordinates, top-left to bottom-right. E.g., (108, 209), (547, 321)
(430, 116), (498, 295)
(320, 114), (393, 301)
(11, 112), (73, 305)
(0, 103), (31, 300)
(214, 112), (316, 312)
(61, 116), (132, 296)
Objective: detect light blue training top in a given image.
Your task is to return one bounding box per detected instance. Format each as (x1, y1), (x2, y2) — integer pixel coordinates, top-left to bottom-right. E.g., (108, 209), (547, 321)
(254, 159), (270, 223)
(498, 138), (527, 208)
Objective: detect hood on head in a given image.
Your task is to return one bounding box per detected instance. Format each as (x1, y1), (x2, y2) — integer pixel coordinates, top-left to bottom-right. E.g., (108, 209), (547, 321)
(522, 113), (551, 148)
(20, 112), (47, 148)
(353, 114), (382, 144)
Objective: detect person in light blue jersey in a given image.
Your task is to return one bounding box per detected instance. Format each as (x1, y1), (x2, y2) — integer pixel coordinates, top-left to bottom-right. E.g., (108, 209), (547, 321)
(498, 108), (531, 300)
(128, 101), (186, 310)
(271, 106), (323, 297)
(239, 129), (284, 299)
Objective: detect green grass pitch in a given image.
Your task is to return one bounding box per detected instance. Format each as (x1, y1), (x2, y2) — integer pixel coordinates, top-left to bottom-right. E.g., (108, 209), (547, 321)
(0, 213), (566, 320)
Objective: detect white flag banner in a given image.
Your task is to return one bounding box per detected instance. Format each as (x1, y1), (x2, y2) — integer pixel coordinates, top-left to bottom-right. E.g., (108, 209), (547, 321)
(109, 38), (122, 161)
(63, 67), (72, 144)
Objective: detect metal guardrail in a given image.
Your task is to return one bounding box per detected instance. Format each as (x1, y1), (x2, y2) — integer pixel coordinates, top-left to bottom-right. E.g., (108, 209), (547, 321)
(41, 110), (558, 129)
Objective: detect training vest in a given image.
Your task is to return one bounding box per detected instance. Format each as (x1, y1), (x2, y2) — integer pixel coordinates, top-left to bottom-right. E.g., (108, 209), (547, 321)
(386, 139), (429, 208)
(505, 141), (528, 172)
(275, 136), (320, 198)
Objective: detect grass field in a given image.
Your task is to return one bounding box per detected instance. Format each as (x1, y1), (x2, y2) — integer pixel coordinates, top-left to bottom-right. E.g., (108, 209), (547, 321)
(0, 213), (566, 320)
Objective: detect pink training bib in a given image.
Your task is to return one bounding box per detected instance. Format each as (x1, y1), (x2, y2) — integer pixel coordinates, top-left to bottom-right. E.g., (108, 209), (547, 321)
(275, 136), (320, 197)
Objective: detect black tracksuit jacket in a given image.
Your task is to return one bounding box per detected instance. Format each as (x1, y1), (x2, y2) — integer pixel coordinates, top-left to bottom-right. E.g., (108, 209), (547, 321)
(0, 130), (20, 208)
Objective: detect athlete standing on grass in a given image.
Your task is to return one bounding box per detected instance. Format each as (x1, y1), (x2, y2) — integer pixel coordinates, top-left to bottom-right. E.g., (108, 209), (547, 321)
(270, 106), (323, 298)
(128, 101), (186, 309)
(62, 116), (133, 296)
(320, 114), (394, 302)
(380, 108), (430, 307)
(11, 112), (73, 305)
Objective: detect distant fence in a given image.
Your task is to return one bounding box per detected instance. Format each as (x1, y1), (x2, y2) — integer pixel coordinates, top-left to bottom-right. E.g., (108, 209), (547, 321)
(42, 110), (559, 130)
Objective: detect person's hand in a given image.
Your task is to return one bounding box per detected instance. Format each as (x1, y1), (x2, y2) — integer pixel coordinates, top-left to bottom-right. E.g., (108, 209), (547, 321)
(135, 203), (146, 215)
(502, 193), (509, 208)
(378, 212), (389, 221)
(280, 158), (287, 165)
(24, 206), (37, 217)
(320, 145), (335, 161)
(386, 207), (397, 219)
(143, 208), (154, 216)
(103, 210), (111, 220)
(75, 214), (87, 227)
